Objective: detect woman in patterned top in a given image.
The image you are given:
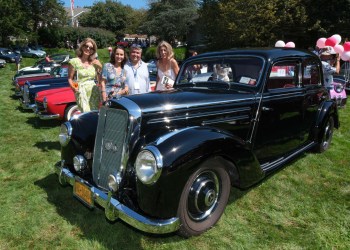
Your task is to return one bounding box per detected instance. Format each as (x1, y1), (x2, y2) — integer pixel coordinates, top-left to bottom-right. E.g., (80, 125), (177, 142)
(68, 37), (102, 112)
(100, 46), (129, 102)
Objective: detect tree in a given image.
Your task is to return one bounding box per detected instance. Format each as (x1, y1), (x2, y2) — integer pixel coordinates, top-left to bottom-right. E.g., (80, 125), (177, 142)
(140, 0), (198, 43)
(198, 0), (350, 50)
(78, 0), (129, 37)
(0, 0), (26, 45)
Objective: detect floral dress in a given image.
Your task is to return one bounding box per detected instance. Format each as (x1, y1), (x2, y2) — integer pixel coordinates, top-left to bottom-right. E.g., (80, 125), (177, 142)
(101, 63), (126, 98)
(69, 58), (100, 112)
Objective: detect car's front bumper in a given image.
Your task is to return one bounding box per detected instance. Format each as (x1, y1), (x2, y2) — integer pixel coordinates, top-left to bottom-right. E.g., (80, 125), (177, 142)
(54, 161), (180, 234)
(35, 110), (60, 120)
(19, 98), (36, 110)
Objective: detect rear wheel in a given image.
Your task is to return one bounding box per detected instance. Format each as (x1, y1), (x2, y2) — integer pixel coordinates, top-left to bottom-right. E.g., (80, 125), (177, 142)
(315, 116), (334, 153)
(177, 158), (230, 237)
(64, 104), (80, 121)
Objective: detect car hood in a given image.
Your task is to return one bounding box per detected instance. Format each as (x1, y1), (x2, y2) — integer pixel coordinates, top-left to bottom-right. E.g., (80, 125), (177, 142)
(36, 87), (72, 100)
(124, 88), (256, 114)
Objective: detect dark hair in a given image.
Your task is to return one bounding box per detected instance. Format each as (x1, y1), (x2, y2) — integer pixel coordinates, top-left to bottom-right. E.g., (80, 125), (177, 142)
(110, 46), (128, 67)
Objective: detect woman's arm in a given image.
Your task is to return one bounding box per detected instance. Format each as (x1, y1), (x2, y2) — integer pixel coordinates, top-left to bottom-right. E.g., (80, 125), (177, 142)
(100, 77), (107, 101)
(172, 58), (180, 77)
(68, 64), (77, 93)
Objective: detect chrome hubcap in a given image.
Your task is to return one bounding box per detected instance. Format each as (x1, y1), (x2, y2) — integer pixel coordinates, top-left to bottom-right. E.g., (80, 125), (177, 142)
(187, 170), (220, 221)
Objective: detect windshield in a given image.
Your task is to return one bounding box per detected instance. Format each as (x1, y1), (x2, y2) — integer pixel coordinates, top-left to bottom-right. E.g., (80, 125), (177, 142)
(177, 56), (264, 89)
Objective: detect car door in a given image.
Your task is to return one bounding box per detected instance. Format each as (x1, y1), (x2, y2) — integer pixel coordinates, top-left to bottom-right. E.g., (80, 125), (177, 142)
(253, 60), (305, 165)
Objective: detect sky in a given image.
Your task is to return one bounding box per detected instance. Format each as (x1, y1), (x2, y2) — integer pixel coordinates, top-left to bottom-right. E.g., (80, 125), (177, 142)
(61, 0), (148, 9)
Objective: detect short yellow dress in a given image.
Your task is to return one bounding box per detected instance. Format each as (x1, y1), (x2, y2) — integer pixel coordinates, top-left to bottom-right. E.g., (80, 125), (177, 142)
(69, 58), (100, 112)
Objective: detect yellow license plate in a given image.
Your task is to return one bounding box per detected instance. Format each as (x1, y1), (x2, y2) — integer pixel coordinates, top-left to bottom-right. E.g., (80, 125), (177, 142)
(74, 181), (93, 207)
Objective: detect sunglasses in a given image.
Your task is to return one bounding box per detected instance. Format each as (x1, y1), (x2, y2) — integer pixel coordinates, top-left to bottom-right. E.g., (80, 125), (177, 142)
(130, 44), (141, 49)
(83, 44), (94, 50)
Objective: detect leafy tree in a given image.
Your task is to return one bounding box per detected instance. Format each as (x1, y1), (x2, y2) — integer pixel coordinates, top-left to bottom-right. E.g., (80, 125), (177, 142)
(78, 0), (129, 38)
(140, 0), (198, 43)
(0, 0), (27, 45)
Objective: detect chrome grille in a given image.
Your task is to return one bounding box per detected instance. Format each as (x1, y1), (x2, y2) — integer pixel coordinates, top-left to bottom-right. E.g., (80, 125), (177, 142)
(92, 108), (129, 190)
(23, 85), (29, 103)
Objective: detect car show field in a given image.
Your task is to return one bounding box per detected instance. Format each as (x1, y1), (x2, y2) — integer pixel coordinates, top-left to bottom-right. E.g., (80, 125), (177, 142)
(0, 50), (349, 249)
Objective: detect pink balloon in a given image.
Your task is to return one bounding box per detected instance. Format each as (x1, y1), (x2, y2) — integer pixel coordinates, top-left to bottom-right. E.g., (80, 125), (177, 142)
(340, 51), (350, 61)
(325, 37), (337, 47)
(334, 44), (344, 54)
(316, 38), (326, 48)
(331, 34), (342, 44)
(343, 42), (350, 52)
(285, 42), (295, 48)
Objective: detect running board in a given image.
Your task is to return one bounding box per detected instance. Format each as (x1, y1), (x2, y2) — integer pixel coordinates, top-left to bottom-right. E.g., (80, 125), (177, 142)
(261, 142), (316, 173)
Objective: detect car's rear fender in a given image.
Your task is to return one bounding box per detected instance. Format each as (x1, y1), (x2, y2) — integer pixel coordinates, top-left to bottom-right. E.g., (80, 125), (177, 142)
(313, 100), (339, 142)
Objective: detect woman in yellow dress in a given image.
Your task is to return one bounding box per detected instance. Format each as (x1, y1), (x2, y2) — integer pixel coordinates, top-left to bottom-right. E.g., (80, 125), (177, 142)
(68, 37), (102, 112)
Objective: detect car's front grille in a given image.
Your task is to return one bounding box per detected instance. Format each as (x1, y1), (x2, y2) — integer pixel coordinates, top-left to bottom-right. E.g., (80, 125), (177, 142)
(92, 108), (129, 190)
(23, 85), (29, 103)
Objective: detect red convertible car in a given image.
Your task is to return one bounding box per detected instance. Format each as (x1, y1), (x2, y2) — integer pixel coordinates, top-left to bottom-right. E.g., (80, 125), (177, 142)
(34, 87), (80, 121)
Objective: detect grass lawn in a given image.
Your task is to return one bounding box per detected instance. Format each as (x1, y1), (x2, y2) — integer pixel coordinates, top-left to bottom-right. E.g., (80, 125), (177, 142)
(0, 50), (349, 249)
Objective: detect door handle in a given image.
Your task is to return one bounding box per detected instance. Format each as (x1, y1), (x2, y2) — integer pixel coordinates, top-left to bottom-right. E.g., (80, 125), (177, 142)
(262, 106), (273, 111)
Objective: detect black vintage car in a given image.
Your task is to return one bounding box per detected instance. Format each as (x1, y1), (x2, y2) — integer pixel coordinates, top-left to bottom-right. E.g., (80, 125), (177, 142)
(55, 48), (339, 237)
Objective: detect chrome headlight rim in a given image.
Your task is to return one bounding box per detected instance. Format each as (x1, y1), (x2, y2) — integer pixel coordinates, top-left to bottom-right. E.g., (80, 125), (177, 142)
(73, 155), (87, 172)
(135, 146), (163, 185)
(58, 122), (72, 146)
(335, 84), (344, 93)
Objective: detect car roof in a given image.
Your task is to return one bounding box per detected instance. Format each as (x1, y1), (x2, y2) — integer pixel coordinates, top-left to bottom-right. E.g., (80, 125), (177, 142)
(191, 48), (319, 62)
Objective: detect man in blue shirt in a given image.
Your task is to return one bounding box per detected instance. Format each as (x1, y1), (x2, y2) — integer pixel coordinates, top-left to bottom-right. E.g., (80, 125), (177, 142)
(124, 44), (150, 95)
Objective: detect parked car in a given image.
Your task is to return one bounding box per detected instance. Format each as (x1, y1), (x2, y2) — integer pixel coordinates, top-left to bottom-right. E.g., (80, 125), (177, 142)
(17, 57), (63, 75)
(35, 87), (80, 121)
(20, 77), (69, 110)
(18, 47), (46, 58)
(0, 59), (6, 68)
(0, 48), (21, 63)
(54, 48), (339, 237)
(14, 65), (68, 96)
(331, 77), (347, 107)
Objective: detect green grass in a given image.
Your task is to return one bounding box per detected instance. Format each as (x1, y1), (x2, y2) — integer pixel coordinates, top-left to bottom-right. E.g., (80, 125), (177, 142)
(0, 53), (349, 249)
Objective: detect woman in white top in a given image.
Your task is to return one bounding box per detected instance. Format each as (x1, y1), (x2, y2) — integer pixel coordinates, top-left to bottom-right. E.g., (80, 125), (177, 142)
(155, 41), (179, 90)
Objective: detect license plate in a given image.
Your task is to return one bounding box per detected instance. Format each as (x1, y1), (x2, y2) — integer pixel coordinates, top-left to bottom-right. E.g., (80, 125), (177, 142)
(74, 181), (94, 207)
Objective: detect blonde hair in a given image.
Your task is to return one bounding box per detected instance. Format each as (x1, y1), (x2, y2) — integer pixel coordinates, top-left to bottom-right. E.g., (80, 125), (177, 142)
(156, 41), (174, 60)
(76, 37), (98, 62)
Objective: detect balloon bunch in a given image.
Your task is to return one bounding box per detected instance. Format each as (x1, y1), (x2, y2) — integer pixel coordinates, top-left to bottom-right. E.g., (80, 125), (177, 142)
(316, 34), (350, 61)
(275, 40), (295, 48)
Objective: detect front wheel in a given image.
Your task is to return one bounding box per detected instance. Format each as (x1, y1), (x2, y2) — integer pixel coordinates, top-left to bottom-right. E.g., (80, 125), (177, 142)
(64, 104), (80, 121)
(315, 116), (334, 153)
(177, 158), (231, 237)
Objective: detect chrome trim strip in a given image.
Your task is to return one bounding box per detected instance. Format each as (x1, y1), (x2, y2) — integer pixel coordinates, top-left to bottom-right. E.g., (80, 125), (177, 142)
(147, 107), (251, 124)
(201, 115), (250, 125)
(261, 142), (315, 172)
(142, 97), (255, 114)
(54, 162), (180, 234)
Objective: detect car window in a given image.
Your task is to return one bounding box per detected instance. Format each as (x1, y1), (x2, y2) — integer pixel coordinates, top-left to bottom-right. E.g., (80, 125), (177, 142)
(303, 60), (321, 86)
(177, 56), (263, 88)
(267, 61), (298, 89)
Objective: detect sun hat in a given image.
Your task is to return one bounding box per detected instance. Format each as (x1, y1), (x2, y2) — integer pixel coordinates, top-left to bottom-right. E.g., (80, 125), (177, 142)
(321, 46), (336, 55)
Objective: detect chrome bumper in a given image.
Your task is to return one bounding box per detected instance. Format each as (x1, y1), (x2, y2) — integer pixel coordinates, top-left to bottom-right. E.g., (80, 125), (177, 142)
(54, 161), (180, 234)
(35, 110), (60, 120)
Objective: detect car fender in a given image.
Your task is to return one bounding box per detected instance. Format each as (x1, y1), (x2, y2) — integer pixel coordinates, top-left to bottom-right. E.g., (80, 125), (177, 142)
(136, 126), (264, 218)
(61, 111), (99, 166)
(313, 100), (339, 142)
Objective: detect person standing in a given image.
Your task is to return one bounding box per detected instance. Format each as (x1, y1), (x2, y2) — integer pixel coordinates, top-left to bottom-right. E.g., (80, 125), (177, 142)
(100, 46), (129, 102)
(319, 46), (340, 89)
(15, 54), (20, 72)
(124, 44), (150, 94)
(155, 41), (179, 90)
(68, 37), (102, 112)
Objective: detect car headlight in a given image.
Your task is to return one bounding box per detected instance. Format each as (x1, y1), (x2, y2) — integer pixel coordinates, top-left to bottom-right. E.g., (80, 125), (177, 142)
(135, 146), (163, 185)
(335, 84), (344, 93)
(59, 122), (72, 146)
(73, 155), (87, 172)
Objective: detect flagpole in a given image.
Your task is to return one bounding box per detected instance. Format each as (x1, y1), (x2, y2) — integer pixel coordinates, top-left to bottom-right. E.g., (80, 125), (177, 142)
(71, 0), (74, 26)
